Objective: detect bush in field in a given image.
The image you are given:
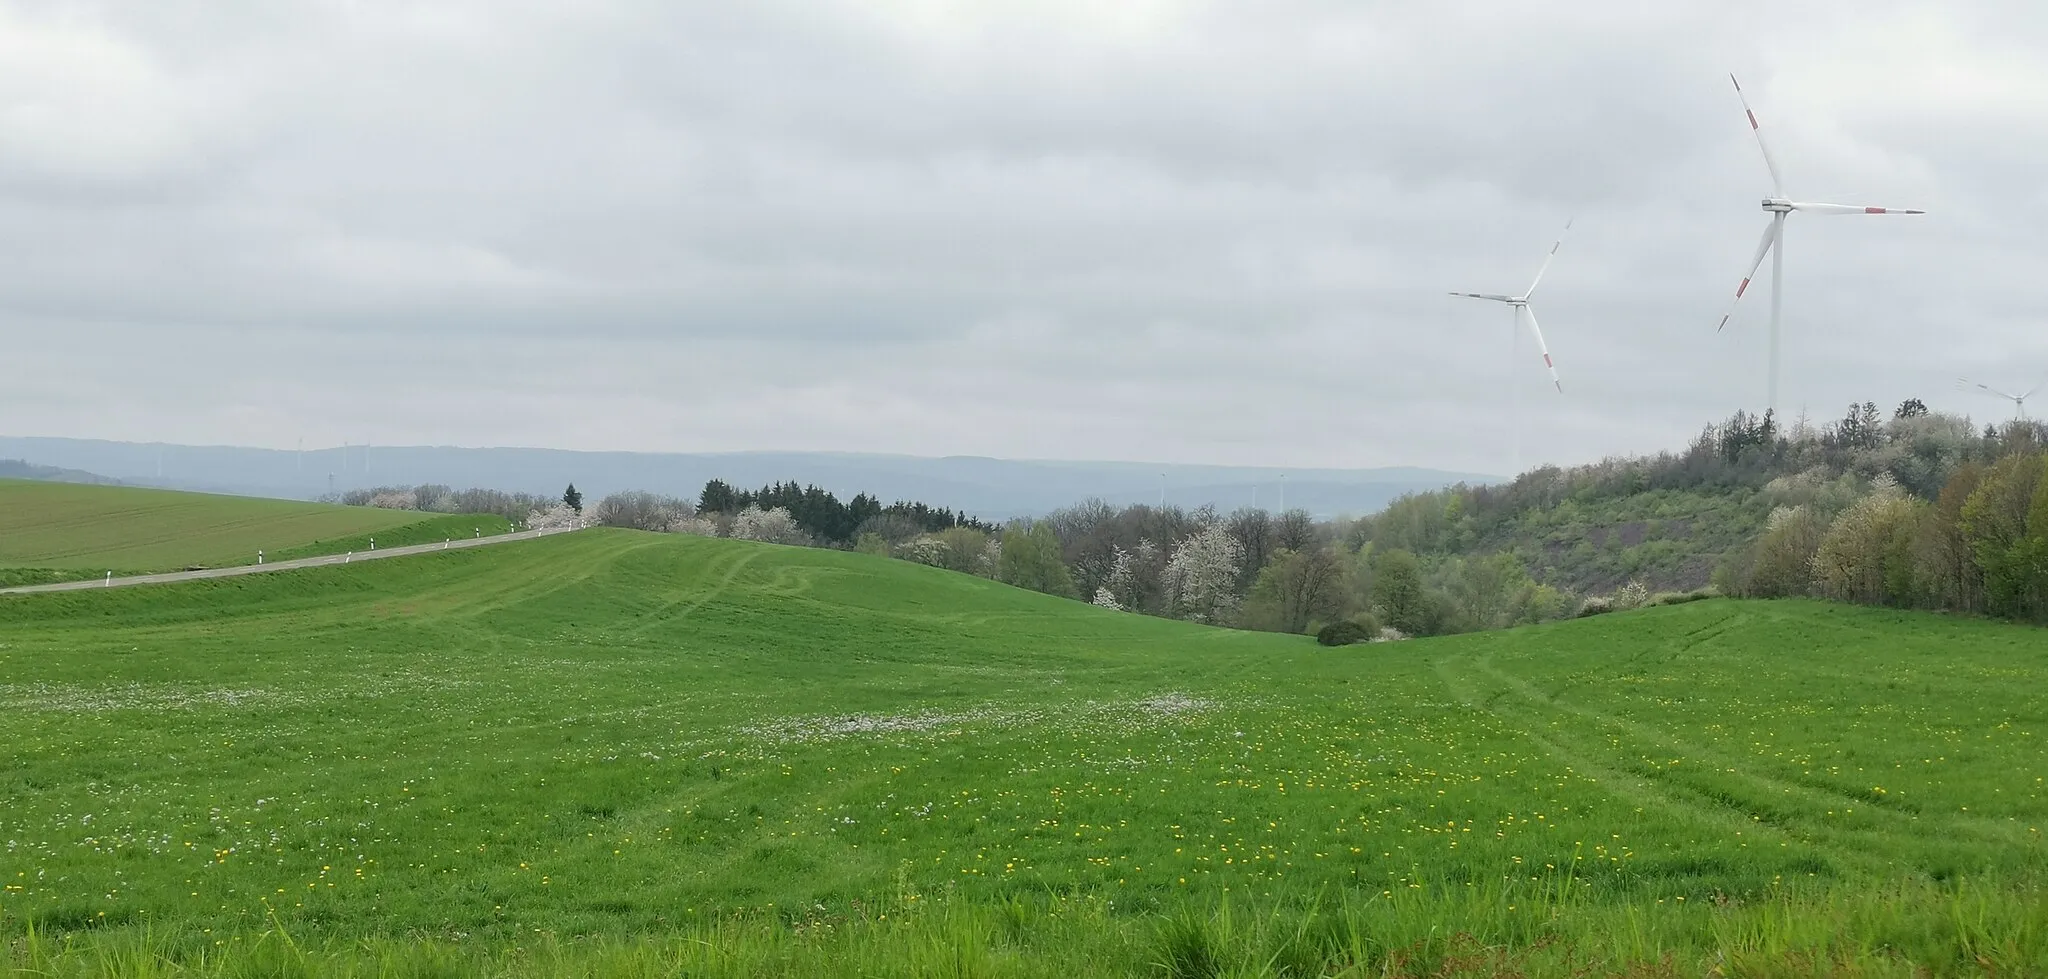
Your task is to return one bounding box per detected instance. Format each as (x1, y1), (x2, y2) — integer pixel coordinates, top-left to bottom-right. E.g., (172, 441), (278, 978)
(1612, 580), (1650, 611)
(1315, 619), (1374, 646)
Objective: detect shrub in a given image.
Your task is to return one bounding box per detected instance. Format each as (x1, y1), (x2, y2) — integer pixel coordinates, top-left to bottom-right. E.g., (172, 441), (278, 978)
(1651, 589), (1715, 606)
(1612, 579), (1651, 611)
(1576, 596), (1614, 618)
(1316, 620), (1374, 647)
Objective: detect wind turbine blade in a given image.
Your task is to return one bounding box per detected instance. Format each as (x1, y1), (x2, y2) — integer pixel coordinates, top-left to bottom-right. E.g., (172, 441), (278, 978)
(1519, 305), (1562, 392)
(1448, 292), (1516, 302)
(1964, 379), (2022, 401)
(1521, 217), (1573, 300)
(1792, 201), (1927, 215)
(1730, 74), (1786, 197)
(1715, 218), (1781, 333)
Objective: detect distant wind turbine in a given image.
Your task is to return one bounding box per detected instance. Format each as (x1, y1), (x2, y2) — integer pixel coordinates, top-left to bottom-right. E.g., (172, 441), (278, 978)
(1717, 74), (1925, 416)
(1449, 218), (1570, 474)
(1958, 377), (2042, 421)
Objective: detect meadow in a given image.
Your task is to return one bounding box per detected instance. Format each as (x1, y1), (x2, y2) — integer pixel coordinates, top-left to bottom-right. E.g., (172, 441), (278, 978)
(3, 529), (2046, 976)
(0, 480), (509, 585)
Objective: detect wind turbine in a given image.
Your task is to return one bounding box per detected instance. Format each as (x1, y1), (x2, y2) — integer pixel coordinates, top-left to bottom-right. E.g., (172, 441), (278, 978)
(1958, 377), (2042, 421)
(1717, 74), (1925, 416)
(1449, 218), (1569, 475)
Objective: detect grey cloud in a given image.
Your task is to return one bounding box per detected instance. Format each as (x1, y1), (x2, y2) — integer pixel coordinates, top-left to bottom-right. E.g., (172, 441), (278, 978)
(2, 0), (2044, 477)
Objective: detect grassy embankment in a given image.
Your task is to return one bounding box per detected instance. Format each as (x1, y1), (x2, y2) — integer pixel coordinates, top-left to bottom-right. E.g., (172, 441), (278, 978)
(0, 479), (509, 586)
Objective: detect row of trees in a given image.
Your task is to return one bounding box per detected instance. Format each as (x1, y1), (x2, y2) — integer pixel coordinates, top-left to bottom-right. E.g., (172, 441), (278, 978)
(334, 484), (559, 523)
(336, 478), (997, 553)
(332, 398), (2048, 640)
(853, 499), (1581, 640)
(696, 480), (992, 544)
(1720, 449), (2048, 622)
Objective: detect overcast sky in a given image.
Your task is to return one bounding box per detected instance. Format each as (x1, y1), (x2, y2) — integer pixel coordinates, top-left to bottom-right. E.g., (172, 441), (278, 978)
(3, 1), (2042, 474)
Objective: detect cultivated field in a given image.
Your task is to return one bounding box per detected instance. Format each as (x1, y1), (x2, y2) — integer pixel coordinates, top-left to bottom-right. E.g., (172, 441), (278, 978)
(3, 530), (2046, 976)
(0, 480), (509, 582)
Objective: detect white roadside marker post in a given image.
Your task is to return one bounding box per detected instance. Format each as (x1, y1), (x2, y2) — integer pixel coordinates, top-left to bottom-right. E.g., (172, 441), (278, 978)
(105, 571), (112, 588)
(369, 537), (376, 551)
(258, 550), (264, 566)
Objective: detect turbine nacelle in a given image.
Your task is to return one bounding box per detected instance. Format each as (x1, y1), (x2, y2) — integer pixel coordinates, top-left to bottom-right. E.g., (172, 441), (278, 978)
(1762, 198), (1794, 212)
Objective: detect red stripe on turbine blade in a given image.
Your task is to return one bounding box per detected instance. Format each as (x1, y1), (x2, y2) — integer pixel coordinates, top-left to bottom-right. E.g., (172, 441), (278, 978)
(1747, 110), (1759, 129)
(1543, 355), (1554, 368)
(1736, 277), (1750, 297)
(1866, 207), (1885, 213)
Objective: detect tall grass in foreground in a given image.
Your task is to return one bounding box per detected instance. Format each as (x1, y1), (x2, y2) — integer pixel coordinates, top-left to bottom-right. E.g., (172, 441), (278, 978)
(9, 877), (2043, 978)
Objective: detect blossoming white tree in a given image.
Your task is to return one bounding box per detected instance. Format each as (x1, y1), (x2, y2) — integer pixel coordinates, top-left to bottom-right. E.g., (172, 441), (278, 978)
(526, 502), (583, 531)
(367, 491), (417, 510)
(1164, 523), (1244, 624)
(730, 506), (809, 546)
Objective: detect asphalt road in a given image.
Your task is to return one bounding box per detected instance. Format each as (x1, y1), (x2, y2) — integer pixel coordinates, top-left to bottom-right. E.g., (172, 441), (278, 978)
(0, 526), (583, 596)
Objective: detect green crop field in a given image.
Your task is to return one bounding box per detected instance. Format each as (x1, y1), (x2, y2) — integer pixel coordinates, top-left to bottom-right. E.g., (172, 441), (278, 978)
(4, 530), (2047, 977)
(0, 480), (509, 583)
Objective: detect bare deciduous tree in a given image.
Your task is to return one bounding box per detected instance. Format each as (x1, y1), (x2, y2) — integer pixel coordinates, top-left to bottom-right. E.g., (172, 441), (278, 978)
(1274, 508), (1318, 552)
(1242, 547), (1351, 633)
(592, 491), (697, 532)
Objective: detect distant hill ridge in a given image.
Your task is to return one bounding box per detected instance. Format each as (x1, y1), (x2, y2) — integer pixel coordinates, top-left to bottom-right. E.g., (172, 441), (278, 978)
(0, 436), (1495, 520)
(0, 458), (121, 486)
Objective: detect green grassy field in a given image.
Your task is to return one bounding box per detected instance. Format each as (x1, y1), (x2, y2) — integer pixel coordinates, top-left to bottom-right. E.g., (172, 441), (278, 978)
(4, 530), (2047, 976)
(0, 480), (510, 584)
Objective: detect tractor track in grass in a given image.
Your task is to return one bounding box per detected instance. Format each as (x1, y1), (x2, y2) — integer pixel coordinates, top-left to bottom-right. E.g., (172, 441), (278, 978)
(1432, 647), (1887, 879)
(1433, 618), (2043, 881)
(620, 547), (766, 639)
